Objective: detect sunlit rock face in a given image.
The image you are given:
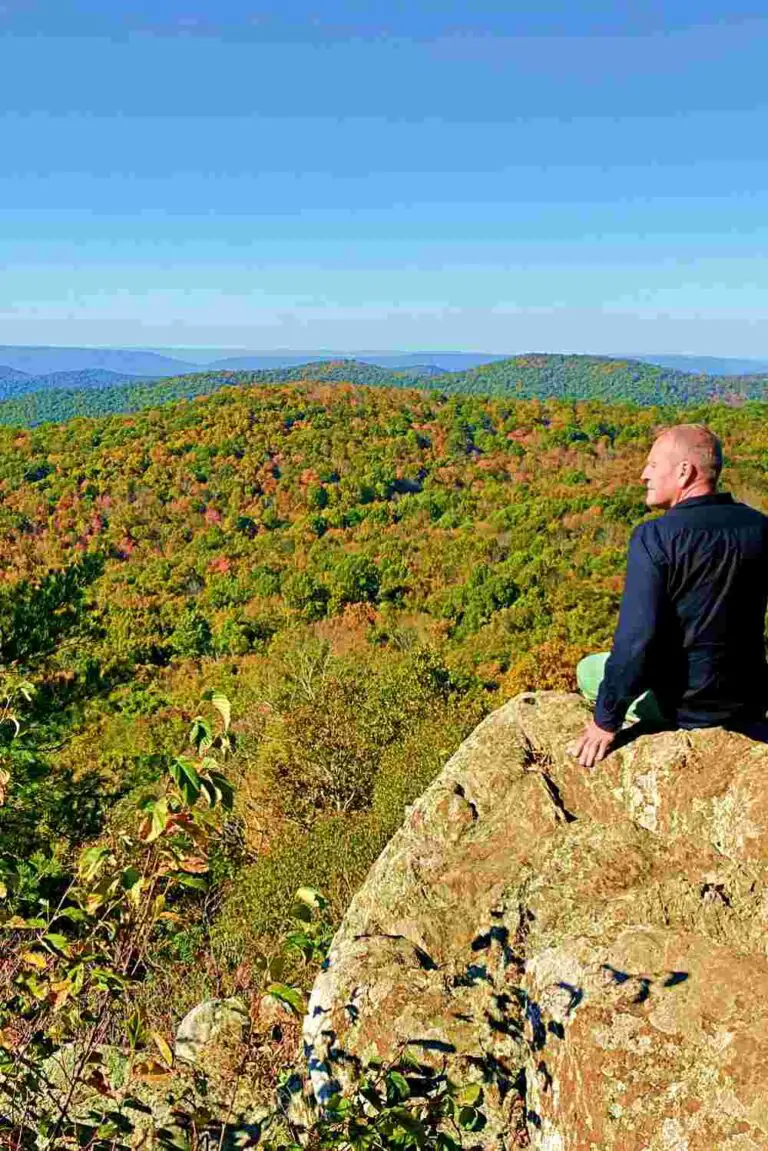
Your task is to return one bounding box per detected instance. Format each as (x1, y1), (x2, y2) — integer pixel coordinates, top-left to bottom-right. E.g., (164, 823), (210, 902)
(304, 691), (768, 1149)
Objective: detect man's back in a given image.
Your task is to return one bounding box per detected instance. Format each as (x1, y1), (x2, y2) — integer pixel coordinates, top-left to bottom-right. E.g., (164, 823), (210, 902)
(643, 493), (768, 725)
(598, 493), (768, 730)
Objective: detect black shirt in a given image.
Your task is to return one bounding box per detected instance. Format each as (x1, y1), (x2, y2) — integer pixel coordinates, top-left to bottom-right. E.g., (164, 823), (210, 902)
(595, 492), (768, 731)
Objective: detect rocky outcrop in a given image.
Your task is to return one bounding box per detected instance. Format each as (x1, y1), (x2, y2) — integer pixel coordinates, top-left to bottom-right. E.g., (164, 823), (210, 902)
(303, 692), (768, 1149)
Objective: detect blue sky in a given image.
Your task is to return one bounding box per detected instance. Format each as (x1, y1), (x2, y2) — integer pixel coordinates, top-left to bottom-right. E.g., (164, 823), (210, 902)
(1, 1), (767, 354)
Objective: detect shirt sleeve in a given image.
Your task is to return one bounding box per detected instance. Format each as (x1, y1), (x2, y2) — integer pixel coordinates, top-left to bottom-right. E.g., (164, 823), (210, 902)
(595, 525), (667, 732)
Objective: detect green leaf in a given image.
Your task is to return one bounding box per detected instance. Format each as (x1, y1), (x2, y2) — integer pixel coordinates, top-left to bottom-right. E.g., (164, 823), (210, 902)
(207, 769), (235, 810)
(25, 975), (49, 1000)
(152, 1030), (174, 1069)
(0, 915), (45, 929)
(359, 1084), (383, 1110)
(267, 982), (305, 1016)
(219, 730), (236, 756)
(395, 1049), (424, 1072)
(197, 763), (235, 811)
(125, 1011), (148, 1050)
(386, 1107), (423, 1135)
(456, 1083), (483, 1107)
(437, 1134), (461, 1151)
(268, 955), (286, 981)
(189, 717), (213, 754)
(90, 966), (129, 989)
(54, 906), (87, 924)
(210, 691), (231, 731)
(289, 902), (313, 923)
(43, 932), (72, 956)
(121, 866), (141, 891)
(295, 886), (328, 911)
(79, 844), (110, 882)
(175, 874), (208, 890)
(458, 1106), (483, 1131)
(387, 1071), (410, 1101)
(146, 796), (169, 842)
(169, 756), (201, 806)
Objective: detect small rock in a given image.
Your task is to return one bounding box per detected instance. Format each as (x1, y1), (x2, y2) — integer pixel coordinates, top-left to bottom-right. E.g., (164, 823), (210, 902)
(259, 992), (297, 1029)
(175, 997), (249, 1068)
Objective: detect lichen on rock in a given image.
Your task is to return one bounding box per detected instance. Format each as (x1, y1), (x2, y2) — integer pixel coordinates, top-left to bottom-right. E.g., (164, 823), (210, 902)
(175, 996), (249, 1072)
(303, 691), (768, 1149)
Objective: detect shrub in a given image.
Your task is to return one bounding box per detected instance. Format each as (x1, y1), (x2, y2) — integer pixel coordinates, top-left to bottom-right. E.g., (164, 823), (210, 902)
(503, 637), (584, 695)
(213, 811), (391, 965)
(373, 700), (488, 832)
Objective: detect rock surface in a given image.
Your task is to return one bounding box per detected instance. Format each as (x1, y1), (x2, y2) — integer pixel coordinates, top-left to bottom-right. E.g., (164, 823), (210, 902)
(175, 996), (249, 1071)
(304, 692), (768, 1149)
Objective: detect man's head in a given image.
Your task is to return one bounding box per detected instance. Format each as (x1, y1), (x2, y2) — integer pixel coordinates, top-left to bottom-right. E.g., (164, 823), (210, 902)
(641, 423), (723, 510)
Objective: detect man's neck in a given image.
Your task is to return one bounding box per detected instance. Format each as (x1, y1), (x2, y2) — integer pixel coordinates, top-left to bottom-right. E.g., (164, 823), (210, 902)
(669, 483), (717, 508)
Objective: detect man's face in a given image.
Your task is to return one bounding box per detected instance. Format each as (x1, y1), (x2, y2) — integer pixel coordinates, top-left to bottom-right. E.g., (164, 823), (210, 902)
(640, 435), (684, 509)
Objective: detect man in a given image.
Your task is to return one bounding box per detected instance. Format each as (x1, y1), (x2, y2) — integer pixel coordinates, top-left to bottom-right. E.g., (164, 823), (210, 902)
(572, 423), (768, 769)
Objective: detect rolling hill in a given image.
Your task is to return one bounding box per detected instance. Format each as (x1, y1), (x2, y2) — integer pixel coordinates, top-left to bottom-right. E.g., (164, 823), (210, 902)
(1, 353), (767, 428)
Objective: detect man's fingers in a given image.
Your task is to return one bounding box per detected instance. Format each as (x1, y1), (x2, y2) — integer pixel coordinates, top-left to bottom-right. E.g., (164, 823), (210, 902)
(577, 735), (612, 769)
(577, 740), (593, 768)
(570, 724), (615, 768)
(568, 735), (586, 759)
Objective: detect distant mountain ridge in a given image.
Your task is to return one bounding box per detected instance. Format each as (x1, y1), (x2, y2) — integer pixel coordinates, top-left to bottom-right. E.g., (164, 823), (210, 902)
(2, 344), (768, 383)
(627, 353), (768, 376)
(0, 345), (508, 379)
(0, 346), (197, 377)
(0, 365), (31, 385)
(1, 352), (768, 428)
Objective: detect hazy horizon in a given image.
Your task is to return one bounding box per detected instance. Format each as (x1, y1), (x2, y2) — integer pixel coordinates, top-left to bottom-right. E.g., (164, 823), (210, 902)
(2, 343), (768, 362)
(3, 344), (768, 383)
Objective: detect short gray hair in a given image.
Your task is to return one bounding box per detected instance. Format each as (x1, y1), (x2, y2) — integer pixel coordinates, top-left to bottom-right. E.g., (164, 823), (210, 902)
(657, 423), (723, 485)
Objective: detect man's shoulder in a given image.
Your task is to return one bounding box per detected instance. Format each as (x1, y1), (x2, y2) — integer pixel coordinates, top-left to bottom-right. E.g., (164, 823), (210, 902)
(630, 517), (665, 544)
(628, 518), (667, 562)
(730, 499), (768, 528)
(676, 497), (768, 531)
(636, 497), (768, 547)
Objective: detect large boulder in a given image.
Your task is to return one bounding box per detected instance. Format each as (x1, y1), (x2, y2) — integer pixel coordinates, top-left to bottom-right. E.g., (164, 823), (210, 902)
(303, 692), (768, 1149)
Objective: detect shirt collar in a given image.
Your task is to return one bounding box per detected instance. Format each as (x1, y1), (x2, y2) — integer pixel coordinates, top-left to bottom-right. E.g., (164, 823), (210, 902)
(667, 492), (734, 513)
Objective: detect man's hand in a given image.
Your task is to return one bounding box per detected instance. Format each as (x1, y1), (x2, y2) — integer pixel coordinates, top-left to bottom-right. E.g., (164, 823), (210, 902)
(568, 719), (616, 768)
